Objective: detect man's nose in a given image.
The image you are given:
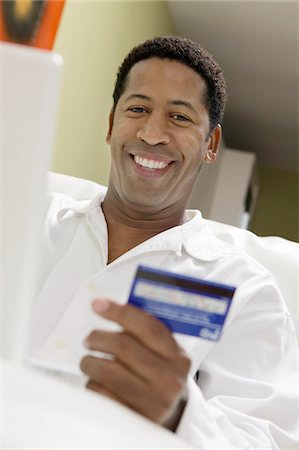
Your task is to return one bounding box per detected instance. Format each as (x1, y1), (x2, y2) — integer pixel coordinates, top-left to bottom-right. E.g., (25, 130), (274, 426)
(136, 114), (170, 145)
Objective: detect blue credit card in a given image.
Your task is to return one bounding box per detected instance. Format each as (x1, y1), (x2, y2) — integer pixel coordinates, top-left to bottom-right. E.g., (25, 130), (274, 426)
(128, 265), (236, 341)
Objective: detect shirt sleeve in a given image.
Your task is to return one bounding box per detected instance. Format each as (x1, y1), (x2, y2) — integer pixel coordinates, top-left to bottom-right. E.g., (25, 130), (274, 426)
(175, 282), (298, 449)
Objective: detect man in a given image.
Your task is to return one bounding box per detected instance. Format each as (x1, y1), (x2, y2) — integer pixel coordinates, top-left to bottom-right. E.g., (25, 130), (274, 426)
(28, 36), (298, 448)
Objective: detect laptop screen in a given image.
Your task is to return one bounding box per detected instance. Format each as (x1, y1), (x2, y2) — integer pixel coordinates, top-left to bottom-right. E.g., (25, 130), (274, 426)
(1, 42), (63, 362)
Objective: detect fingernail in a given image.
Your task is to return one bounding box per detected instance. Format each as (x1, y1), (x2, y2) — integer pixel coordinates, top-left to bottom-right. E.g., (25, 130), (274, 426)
(92, 299), (110, 314)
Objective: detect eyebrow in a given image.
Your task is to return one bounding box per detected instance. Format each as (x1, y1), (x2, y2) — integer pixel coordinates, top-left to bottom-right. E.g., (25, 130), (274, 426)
(170, 100), (196, 114)
(124, 94), (196, 114)
(124, 94), (151, 102)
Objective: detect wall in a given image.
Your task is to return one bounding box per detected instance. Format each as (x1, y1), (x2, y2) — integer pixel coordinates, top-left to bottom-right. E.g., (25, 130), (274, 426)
(250, 167), (298, 242)
(52, 1), (175, 185)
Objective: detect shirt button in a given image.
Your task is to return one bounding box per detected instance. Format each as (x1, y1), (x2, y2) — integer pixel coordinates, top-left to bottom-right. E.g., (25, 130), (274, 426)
(88, 283), (97, 293)
(55, 339), (66, 349)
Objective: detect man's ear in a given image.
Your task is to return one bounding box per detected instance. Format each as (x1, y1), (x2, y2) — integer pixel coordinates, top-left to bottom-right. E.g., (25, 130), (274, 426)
(205, 124), (222, 163)
(106, 111), (114, 144)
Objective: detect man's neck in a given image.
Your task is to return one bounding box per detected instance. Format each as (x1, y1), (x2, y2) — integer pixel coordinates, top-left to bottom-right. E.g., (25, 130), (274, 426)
(101, 189), (186, 264)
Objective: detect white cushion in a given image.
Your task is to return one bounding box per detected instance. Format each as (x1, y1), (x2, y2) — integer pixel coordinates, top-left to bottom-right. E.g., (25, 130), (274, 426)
(47, 172), (298, 335)
(2, 359), (192, 448)
(47, 171), (103, 200)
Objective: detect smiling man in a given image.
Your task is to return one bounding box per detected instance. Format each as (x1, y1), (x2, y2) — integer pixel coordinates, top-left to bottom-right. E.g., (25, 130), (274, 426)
(28, 36), (298, 449)
(105, 56), (220, 210)
(102, 54), (221, 263)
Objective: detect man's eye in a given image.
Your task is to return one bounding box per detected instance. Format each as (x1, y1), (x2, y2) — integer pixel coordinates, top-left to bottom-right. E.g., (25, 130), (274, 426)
(128, 107), (147, 113)
(172, 114), (190, 122)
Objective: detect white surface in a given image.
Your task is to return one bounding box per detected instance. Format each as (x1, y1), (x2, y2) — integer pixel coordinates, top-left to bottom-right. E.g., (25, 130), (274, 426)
(188, 148), (257, 228)
(209, 149), (256, 226)
(0, 43), (63, 361)
(2, 358), (193, 449)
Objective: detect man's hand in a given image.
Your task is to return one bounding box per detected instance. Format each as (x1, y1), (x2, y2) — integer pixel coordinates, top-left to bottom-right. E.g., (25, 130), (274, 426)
(80, 299), (191, 430)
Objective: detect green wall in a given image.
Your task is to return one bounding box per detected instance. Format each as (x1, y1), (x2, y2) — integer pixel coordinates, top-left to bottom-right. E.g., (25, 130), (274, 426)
(52, 1), (175, 185)
(251, 167), (299, 242)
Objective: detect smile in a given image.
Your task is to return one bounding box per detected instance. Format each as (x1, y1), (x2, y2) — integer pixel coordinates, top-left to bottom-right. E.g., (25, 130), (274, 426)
(134, 155), (171, 170)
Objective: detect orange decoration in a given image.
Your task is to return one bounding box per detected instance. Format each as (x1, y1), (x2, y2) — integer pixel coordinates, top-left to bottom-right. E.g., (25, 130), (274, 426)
(0, 0), (65, 50)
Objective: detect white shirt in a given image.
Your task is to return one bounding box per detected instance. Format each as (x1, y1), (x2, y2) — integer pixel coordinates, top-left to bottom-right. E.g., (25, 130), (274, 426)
(28, 187), (298, 449)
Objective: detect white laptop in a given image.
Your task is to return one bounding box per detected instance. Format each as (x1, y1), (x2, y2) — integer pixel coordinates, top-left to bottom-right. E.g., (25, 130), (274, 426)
(0, 42), (194, 450)
(0, 42), (63, 362)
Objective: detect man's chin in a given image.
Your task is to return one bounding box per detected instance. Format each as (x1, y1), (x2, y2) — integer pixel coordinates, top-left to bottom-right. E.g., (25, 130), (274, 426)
(123, 190), (166, 211)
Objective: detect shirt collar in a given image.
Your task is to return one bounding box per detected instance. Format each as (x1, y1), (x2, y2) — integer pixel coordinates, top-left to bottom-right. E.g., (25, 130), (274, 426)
(56, 188), (107, 223)
(56, 190), (221, 262)
(181, 210), (221, 261)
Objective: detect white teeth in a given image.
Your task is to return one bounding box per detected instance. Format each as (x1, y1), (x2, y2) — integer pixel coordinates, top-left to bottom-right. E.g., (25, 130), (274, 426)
(134, 155), (168, 169)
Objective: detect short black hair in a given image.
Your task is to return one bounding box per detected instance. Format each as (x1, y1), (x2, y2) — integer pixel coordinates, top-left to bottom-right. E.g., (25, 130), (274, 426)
(112, 35), (227, 134)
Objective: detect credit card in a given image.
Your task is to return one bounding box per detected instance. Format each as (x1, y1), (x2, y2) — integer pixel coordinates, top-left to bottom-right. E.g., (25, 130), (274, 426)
(128, 265), (236, 341)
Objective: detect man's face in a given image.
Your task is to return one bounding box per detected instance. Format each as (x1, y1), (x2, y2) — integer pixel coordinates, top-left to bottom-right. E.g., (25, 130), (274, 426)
(106, 57), (221, 212)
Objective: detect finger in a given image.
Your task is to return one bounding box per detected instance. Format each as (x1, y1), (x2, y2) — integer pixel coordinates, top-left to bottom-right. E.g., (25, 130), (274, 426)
(84, 329), (190, 382)
(80, 355), (147, 405)
(86, 380), (128, 406)
(86, 379), (166, 422)
(85, 380), (151, 417)
(81, 357), (175, 422)
(91, 299), (180, 358)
